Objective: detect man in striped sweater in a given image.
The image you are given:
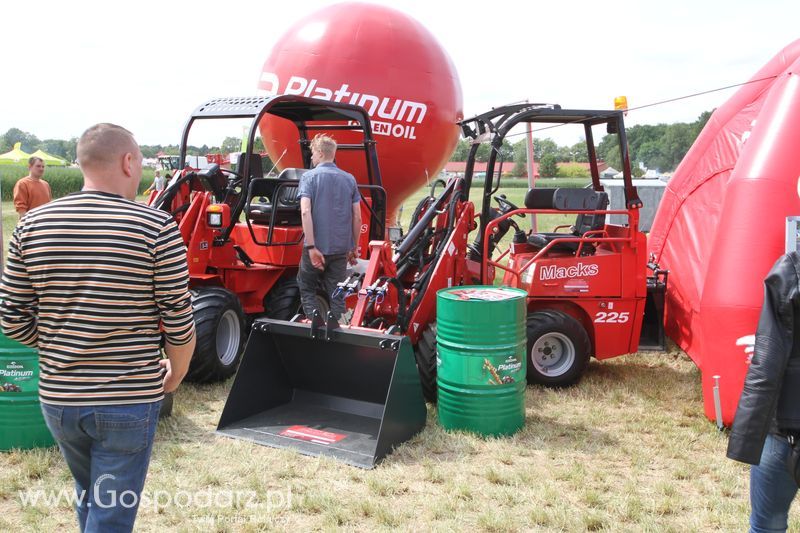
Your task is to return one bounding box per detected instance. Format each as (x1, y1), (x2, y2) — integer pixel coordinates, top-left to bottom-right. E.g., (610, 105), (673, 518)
(0, 123), (196, 532)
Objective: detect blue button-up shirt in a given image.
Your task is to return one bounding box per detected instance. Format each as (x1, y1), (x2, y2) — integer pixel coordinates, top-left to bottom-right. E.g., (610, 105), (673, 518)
(297, 162), (360, 255)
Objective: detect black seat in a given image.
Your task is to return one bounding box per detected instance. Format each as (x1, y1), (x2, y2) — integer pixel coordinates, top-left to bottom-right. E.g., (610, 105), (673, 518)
(237, 153), (264, 180)
(247, 168), (306, 226)
(525, 188), (609, 255)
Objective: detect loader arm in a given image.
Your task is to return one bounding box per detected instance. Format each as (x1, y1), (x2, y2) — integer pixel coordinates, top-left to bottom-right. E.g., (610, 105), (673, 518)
(403, 200), (475, 343)
(348, 177), (476, 338)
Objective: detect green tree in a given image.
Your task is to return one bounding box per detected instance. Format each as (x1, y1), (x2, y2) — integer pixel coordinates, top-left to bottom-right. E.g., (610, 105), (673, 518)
(660, 123), (694, 170)
(470, 143), (488, 162)
(510, 139), (528, 177)
(140, 145), (162, 159)
(1, 128), (40, 153)
(449, 139), (471, 161)
(512, 139), (527, 162)
(40, 139), (70, 159)
(64, 138), (78, 163)
(533, 138), (558, 161)
(637, 140), (665, 171)
(694, 110), (713, 136)
(488, 139), (514, 163)
(539, 154), (558, 177)
(626, 124), (666, 158)
(510, 161), (526, 177)
(254, 137), (266, 153)
(555, 145), (572, 163)
(448, 138), (513, 163)
(221, 136), (241, 154)
(569, 141), (589, 163)
(597, 134), (621, 170)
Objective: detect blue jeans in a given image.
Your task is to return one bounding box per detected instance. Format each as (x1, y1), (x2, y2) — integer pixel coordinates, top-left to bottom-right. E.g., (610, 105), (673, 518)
(41, 401), (162, 533)
(750, 433), (799, 532)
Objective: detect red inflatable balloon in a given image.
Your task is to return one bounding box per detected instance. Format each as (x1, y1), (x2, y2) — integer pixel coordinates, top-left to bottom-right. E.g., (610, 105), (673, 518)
(256, 3), (463, 220)
(648, 39), (800, 425)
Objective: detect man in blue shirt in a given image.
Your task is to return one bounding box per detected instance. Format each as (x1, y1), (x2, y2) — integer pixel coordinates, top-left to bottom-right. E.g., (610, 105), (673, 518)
(297, 134), (362, 319)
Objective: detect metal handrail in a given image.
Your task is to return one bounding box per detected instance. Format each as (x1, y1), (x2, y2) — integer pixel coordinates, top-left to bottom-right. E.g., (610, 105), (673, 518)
(481, 208), (636, 283)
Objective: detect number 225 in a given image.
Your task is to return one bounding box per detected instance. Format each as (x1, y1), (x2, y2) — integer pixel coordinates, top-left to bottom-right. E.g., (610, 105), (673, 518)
(595, 311), (630, 323)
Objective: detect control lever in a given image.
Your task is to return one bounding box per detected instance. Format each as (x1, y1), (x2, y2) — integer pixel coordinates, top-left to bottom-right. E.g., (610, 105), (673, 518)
(233, 245), (254, 267)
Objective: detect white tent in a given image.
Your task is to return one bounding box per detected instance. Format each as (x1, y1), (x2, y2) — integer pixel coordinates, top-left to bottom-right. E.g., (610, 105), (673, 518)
(600, 166), (618, 179)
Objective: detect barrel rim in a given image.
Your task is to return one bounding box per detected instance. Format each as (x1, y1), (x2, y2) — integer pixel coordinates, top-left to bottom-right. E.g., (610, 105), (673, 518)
(436, 285), (528, 302)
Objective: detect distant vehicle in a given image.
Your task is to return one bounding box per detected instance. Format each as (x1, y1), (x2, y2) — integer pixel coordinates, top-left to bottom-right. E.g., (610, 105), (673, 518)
(158, 155), (212, 172)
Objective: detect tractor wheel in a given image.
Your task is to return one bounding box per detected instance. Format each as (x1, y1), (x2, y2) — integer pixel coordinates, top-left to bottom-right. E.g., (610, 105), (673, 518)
(414, 322), (438, 403)
(263, 275), (332, 320)
(264, 276), (302, 320)
(526, 310), (591, 387)
(185, 287), (246, 383)
(306, 291), (331, 319)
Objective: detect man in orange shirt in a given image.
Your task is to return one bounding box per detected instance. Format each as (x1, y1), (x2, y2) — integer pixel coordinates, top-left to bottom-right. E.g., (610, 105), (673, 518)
(13, 156), (52, 217)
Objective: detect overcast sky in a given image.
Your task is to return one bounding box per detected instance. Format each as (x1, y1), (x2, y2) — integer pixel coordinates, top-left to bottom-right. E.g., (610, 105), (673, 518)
(2, 0), (798, 147)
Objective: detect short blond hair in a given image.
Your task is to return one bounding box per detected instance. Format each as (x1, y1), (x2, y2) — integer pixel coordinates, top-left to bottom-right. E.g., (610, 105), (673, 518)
(310, 134), (337, 158)
(77, 123), (138, 170)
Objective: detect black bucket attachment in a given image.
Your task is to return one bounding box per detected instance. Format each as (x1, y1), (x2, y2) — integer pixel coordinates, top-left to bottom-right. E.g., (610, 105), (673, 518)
(639, 268), (668, 351)
(216, 314), (427, 469)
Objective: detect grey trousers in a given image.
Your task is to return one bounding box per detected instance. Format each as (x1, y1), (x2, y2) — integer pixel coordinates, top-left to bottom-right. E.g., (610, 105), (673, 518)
(297, 249), (348, 319)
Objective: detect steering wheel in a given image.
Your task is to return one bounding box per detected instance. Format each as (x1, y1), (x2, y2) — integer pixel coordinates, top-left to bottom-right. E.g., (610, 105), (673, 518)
(152, 171), (196, 220)
(156, 165), (244, 221)
(218, 167), (245, 204)
(494, 194), (524, 217)
(218, 166), (243, 185)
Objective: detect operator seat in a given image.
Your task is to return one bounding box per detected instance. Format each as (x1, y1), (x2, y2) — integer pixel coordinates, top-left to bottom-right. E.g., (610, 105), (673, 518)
(525, 187), (609, 255)
(247, 167), (306, 226)
(238, 152), (264, 180)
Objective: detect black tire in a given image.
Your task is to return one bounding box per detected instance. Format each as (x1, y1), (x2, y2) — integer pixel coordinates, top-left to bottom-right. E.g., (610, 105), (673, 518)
(159, 392), (174, 418)
(526, 310), (591, 387)
(300, 290), (330, 319)
(414, 322), (438, 403)
(264, 276), (302, 320)
(185, 287), (246, 383)
(310, 291), (331, 319)
(263, 275), (331, 320)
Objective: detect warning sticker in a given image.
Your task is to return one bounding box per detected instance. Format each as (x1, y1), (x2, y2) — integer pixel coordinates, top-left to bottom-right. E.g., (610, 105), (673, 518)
(280, 426), (347, 445)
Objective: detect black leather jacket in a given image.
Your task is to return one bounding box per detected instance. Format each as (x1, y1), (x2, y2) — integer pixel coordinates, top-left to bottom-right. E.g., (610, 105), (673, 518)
(727, 252), (800, 465)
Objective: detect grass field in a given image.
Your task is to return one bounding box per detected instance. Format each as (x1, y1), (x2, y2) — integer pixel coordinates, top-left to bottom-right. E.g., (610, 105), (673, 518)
(3, 347), (791, 531)
(3, 180), (797, 531)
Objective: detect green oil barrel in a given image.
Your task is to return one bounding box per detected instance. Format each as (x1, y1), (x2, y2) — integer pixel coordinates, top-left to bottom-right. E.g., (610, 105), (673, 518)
(0, 333), (55, 450)
(436, 286), (527, 436)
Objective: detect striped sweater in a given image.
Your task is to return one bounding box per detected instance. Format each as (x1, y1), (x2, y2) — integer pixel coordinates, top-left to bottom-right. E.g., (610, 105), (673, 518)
(0, 190), (195, 405)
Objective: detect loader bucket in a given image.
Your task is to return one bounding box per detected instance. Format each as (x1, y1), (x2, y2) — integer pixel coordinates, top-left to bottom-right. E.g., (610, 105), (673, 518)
(216, 315), (427, 469)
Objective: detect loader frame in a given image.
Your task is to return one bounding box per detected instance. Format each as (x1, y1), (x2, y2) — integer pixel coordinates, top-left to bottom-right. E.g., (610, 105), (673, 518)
(149, 95), (388, 382)
(215, 103), (667, 468)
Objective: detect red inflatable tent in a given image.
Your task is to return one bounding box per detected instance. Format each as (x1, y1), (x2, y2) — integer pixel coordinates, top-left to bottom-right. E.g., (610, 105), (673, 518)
(649, 39), (800, 425)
